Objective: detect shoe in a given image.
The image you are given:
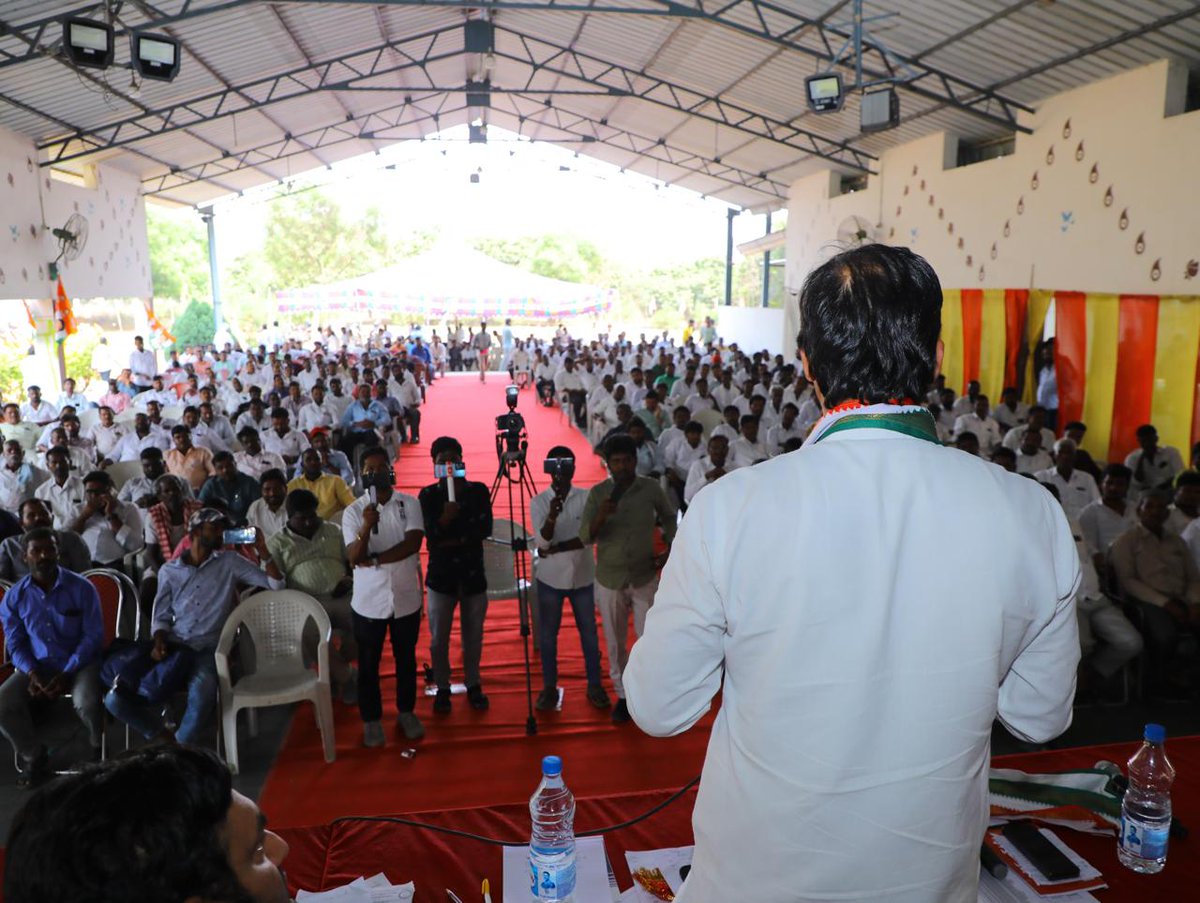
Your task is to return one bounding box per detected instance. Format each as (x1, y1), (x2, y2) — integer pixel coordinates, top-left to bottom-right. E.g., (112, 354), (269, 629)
(586, 684), (611, 709)
(16, 747), (49, 789)
(340, 668), (359, 706)
(362, 720), (386, 748)
(611, 698), (631, 724)
(536, 687), (559, 711)
(433, 688), (452, 714)
(397, 712), (425, 740)
(467, 684), (490, 711)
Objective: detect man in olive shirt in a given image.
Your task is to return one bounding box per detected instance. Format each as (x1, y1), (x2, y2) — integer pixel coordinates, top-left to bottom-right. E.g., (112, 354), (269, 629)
(580, 433), (676, 723)
(265, 489), (356, 700)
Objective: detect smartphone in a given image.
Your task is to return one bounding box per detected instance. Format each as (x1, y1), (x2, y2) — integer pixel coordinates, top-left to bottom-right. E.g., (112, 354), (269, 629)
(434, 463), (467, 479)
(223, 527), (257, 545)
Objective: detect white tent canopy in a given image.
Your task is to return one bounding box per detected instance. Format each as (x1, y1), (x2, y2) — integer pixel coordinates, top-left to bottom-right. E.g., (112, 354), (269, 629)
(274, 245), (614, 320)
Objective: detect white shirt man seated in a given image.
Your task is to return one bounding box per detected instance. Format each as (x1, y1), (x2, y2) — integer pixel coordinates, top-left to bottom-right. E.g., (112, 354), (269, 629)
(1124, 424), (1184, 499)
(1002, 406), (1056, 451)
(766, 403), (804, 455)
(952, 395), (1001, 452)
(1014, 428), (1053, 475)
(1035, 438), (1100, 524)
(683, 434), (739, 505)
(992, 387), (1029, 432)
(729, 415), (768, 467)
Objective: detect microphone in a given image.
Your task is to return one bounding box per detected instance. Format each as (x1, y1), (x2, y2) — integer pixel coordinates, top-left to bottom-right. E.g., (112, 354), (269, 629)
(368, 485), (379, 533)
(608, 482), (627, 506)
(446, 473), (456, 503)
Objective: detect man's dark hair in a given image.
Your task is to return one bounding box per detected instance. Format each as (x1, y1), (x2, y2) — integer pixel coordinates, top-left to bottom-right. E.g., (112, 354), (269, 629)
(990, 447), (1016, 465)
(211, 450), (234, 466)
(137, 445), (164, 462)
(684, 420), (704, 435)
(259, 467), (287, 487)
(740, 414), (759, 428)
(286, 488), (320, 517)
(20, 526), (57, 552)
(4, 745), (254, 903)
(1176, 470), (1200, 489)
(83, 470), (112, 489)
(798, 245), (941, 406)
(1064, 421), (1087, 433)
(45, 445), (70, 462)
(360, 445), (391, 468)
(270, 407), (288, 420)
(603, 434), (637, 461)
(429, 436), (463, 461)
(1135, 424), (1157, 440)
(1101, 463), (1132, 483)
(170, 425), (190, 437)
(545, 445), (575, 461)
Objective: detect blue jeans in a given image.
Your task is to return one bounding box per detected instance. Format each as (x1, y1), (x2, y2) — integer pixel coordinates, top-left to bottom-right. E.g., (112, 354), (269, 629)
(536, 581), (602, 690)
(103, 649), (218, 744)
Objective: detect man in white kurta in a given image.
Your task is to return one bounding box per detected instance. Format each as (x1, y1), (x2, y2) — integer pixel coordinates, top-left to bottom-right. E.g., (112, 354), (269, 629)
(624, 244), (1080, 903)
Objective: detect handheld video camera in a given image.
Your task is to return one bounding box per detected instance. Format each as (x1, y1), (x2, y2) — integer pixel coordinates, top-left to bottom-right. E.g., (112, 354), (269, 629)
(543, 457), (575, 479)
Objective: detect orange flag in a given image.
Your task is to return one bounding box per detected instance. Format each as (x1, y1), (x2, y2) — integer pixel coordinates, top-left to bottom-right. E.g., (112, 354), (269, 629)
(54, 276), (78, 342)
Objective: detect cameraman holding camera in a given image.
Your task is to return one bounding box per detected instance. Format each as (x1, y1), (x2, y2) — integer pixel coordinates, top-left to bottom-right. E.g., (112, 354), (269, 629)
(530, 447), (610, 713)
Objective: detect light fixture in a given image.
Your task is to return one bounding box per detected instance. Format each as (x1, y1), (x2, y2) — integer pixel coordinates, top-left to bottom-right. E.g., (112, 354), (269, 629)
(860, 87), (899, 132)
(131, 32), (181, 82)
(805, 72), (844, 113)
(63, 17), (114, 69)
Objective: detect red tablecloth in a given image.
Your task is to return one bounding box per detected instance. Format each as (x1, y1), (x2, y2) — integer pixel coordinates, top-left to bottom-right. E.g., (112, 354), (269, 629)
(278, 737), (1200, 902)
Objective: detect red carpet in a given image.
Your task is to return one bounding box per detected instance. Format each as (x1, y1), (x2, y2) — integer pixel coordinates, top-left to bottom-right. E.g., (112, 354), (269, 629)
(259, 374), (714, 827)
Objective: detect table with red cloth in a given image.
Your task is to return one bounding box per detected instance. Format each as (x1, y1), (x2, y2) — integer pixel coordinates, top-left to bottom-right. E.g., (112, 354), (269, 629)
(278, 737), (1199, 902)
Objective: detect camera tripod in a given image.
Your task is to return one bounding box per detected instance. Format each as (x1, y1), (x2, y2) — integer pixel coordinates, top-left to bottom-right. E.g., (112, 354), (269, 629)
(491, 420), (540, 736)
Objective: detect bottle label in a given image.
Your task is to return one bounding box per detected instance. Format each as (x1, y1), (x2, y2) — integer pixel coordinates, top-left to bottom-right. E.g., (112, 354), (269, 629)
(1120, 814), (1169, 861)
(530, 856), (576, 901)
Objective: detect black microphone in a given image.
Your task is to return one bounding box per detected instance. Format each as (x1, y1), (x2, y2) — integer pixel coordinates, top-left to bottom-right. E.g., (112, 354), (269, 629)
(608, 481), (627, 505)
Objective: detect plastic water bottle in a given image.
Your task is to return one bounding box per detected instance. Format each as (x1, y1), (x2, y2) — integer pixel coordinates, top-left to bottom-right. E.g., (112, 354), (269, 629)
(529, 755), (576, 902)
(1118, 723), (1175, 873)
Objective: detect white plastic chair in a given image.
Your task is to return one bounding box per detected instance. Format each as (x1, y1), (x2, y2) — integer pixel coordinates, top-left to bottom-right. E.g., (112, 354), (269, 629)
(693, 408), (724, 439)
(114, 407), (139, 426)
(485, 518), (538, 647)
(160, 404), (185, 423)
(103, 459), (144, 491)
(78, 408), (101, 432)
(215, 590), (335, 774)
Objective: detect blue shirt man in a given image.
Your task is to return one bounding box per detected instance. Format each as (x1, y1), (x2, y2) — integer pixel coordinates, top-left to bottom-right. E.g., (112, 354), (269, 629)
(0, 529), (105, 781)
(104, 508), (281, 745)
(338, 384), (391, 457)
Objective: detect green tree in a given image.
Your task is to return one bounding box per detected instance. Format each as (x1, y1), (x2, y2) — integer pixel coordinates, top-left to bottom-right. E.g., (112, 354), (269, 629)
(146, 207), (211, 302)
(172, 300), (216, 347)
(472, 235), (606, 284)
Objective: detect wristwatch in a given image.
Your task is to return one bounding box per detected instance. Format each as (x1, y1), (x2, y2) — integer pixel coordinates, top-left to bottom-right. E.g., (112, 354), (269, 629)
(369, 553), (381, 567)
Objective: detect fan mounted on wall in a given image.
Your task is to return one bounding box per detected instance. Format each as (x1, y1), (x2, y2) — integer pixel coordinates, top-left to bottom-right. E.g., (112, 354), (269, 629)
(52, 212), (89, 266)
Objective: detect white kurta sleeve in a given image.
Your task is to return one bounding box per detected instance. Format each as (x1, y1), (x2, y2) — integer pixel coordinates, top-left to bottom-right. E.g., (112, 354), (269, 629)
(624, 490), (726, 736)
(997, 498), (1082, 744)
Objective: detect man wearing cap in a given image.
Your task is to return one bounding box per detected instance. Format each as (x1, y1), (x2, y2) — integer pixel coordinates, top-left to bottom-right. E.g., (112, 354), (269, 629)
(104, 508), (282, 744)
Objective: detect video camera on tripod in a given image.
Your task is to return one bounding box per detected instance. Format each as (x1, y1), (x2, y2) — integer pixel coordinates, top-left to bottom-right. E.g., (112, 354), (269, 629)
(495, 385), (527, 458)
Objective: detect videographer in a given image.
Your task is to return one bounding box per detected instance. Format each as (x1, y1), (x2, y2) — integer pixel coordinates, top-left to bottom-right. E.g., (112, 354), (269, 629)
(530, 447), (610, 713)
(579, 434), (676, 724)
(419, 436), (494, 714)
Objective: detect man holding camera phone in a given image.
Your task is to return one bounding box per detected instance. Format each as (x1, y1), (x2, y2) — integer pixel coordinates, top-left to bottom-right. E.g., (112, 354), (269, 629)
(530, 447), (610, 712)
(419, 437), (494, 714)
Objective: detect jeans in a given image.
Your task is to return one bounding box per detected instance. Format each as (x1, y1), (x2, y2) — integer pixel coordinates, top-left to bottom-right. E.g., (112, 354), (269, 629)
(535, 581), (602, 690)
(0, 661), (104, 759)
(401, 408), (421, 442)
(427, 588), (488, 691)
(353, 609), (421, 722)
(103, 648), (218, 744)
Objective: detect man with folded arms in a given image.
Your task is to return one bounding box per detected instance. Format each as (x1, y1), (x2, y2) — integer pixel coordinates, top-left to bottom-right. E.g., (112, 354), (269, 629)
(625, 244), (1079, 903)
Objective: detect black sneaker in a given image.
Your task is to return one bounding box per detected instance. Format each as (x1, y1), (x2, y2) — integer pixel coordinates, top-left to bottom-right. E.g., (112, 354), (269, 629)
(586, 684), (611, 709)
(536, 687), (559, 711)
(433, 688), (452, 714)
(16, 747), (49, 789)
(467, 684), (490, 710)
(611, 698), (631, 724)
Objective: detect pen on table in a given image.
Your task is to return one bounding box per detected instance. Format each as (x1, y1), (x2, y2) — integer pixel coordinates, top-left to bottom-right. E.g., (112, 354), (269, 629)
(482, 877), (492, 903)
(980, 843), (1008, 879)
(446, 890), (464, 903)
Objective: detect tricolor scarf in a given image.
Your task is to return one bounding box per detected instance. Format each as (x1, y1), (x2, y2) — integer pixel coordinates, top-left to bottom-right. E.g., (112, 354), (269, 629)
(807, 402), (941, 446)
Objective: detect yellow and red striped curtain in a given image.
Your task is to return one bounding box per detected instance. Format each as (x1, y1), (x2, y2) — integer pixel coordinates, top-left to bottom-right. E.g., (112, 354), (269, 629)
(941, 288), (1031, 403)
(941, 289), (1200, 464)
(1054, 293), (1200, 463)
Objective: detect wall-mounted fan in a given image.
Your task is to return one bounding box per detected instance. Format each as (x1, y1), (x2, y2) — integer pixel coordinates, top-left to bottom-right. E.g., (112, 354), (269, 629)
(52, 213), (89, 264)
(836, 214), (881, 248)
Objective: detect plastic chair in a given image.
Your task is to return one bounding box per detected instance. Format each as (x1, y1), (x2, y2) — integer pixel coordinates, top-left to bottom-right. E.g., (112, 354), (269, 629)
(693, 408), (724, 439)
(103, 459), (144, 490)
(78, 408), (101, 432)
(161, 404), (185, 423)
(485, 519), (538, 647)
(114, 408), (139, 426)
(215, 591), (335, 774)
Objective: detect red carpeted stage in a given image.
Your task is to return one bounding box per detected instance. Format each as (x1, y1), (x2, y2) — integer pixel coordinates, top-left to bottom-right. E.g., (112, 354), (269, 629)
(259, 373), (715, 827)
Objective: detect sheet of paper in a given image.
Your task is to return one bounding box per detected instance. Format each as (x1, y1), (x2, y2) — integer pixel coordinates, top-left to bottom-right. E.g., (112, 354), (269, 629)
(296, 876), (414, 903)
(625, 846), (694, 895)
(503, 835), (612, 903)
(978, 871), (1098, 903)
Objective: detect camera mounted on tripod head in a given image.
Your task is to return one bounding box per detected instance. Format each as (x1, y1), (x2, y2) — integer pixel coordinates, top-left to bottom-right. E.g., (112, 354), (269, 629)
(495, 385), (527, 462)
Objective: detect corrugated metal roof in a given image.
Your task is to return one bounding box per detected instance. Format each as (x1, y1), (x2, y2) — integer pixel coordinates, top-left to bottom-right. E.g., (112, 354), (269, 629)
(0, 0), (1195, 212)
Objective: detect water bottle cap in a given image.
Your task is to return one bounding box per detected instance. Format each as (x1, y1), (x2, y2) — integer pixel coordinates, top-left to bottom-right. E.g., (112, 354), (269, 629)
(542, 755), (562, 776)
(1144, 723), (1166, 744)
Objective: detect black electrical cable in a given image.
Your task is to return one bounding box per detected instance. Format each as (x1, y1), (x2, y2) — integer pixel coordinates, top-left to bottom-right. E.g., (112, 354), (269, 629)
(328, 776), (701, 847)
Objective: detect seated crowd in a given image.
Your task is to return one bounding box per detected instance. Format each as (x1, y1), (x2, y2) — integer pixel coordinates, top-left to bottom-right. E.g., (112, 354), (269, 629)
(1, 319), (1199, 790)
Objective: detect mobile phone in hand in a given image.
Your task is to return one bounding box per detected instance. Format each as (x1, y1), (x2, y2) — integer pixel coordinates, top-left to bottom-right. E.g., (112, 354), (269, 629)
(223, 527), (257, 545)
